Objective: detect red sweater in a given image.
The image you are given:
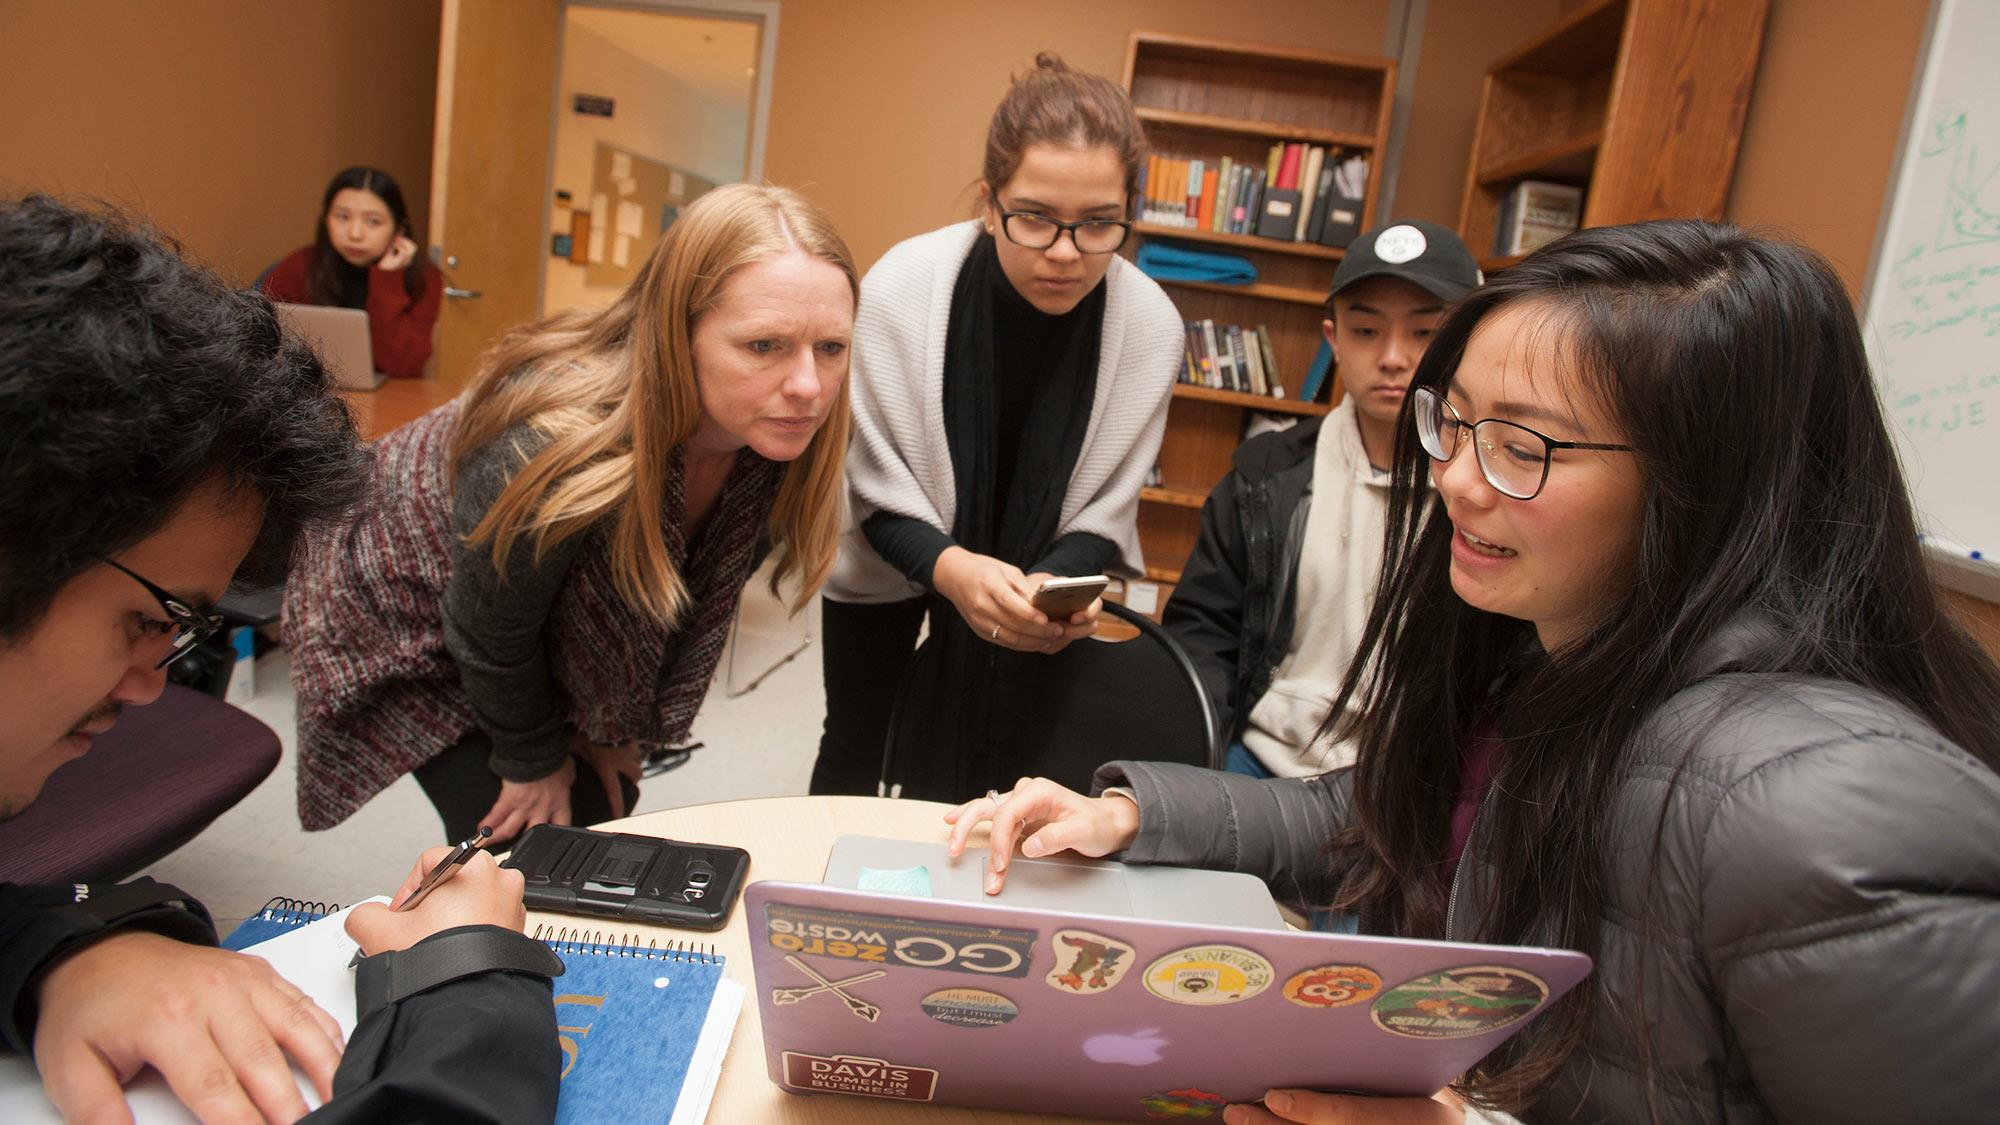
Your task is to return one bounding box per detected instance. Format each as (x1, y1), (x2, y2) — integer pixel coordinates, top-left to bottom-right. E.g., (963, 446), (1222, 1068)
(262, 247), (442, 379)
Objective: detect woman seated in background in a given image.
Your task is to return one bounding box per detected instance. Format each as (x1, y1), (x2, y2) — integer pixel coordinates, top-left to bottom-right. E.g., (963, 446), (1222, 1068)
(812, 53), (1183, 801)
(262, 165), (441, 379)
(286, 183), (855, 845)
(947, 220), (2000, 1123)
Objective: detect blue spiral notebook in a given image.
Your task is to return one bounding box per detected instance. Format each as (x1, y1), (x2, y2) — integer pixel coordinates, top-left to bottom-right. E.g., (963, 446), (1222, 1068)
(0, 900), (742, 1124)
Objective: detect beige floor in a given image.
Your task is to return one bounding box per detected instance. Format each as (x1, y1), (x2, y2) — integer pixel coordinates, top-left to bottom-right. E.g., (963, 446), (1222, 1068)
(136, 570), (829, 932)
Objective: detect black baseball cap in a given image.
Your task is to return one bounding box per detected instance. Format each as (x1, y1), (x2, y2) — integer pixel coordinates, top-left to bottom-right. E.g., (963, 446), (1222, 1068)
(1328, 219), (1481, 305)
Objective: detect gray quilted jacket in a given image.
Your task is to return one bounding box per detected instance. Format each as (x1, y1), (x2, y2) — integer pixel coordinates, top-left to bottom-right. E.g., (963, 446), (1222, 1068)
(1094, 626), (2000, 1122)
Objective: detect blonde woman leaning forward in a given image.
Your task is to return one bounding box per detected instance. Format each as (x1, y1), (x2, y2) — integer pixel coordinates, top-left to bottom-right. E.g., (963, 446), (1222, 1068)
(287, 184), (854, 843)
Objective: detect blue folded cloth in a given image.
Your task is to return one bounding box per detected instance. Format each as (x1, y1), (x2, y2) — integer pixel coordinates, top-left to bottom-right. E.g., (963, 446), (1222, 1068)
(1135, 240), (1259, 285)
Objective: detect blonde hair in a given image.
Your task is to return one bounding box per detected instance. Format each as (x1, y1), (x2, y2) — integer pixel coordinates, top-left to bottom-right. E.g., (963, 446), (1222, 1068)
(450, 183), (856, 624)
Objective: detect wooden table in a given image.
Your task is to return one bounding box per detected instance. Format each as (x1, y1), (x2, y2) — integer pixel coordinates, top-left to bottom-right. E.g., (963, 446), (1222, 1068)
(340, 377), (459, 440)
(545, 796), (1101, 1123)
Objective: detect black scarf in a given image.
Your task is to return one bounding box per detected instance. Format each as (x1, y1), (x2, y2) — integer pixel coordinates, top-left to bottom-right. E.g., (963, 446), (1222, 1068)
(895, 235), (1105, 800)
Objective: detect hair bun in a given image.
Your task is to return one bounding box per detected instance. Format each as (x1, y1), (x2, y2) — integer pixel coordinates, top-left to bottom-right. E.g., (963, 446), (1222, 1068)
(1033, 51), (1070, 73)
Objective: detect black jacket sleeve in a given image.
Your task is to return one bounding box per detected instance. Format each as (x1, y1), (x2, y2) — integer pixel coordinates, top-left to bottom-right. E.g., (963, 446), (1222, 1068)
(308, 925), (564, 1123)
(1030, 531), (1118, 580)
(0, 878), (216, 1054)
(1159, 475), (1251, 735)
(861, 511), (957, 588)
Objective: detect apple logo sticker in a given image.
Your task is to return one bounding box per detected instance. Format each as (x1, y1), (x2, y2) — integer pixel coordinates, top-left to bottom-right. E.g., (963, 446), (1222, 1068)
(1083, 1027), (1170, 1066)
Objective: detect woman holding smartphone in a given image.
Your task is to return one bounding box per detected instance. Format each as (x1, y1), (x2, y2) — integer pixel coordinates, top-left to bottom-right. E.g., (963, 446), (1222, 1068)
(811, 54), (1183, 801)
(262, 165), (442, 378)
(946, 221), (2000, 1122)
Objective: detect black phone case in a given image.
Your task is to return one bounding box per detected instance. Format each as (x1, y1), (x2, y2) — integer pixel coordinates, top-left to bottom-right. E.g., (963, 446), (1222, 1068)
(502, 824), (749, 931)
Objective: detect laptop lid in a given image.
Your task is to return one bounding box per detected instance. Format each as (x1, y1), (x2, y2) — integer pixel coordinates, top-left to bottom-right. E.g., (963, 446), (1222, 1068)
(273, 302), (383, 390)
(823, 835), (1286, 930)
(746, 879), (1591, 1121)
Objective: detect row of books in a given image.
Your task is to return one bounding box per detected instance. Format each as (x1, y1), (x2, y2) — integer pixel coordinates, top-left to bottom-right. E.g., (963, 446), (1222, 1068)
(1181, 319), (1288, 399)
(1137, 144), (1369, 248)
(1492, 179), (1584, 257)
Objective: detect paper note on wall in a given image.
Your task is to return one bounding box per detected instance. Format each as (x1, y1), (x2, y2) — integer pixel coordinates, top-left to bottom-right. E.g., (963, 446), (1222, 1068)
(615, 176), (637, 197)
(612, 151), (632, 179)
(587, 225), (607, 264)
(615, 200), (644, 239)
(669, 171), (687, 196)
(612, 236), (631, 268)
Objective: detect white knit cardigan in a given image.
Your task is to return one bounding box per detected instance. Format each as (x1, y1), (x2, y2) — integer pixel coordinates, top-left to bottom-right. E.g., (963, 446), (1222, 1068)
(825, 220), (1184, 604)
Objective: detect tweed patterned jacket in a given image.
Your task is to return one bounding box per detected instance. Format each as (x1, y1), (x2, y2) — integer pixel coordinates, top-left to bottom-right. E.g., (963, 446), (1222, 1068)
(287, 399), (779, 829)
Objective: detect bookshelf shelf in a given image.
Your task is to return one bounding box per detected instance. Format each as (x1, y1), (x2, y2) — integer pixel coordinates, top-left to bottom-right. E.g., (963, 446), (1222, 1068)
(1155, 277), (1328, 308)
(1141, 486), (1208, 510)
(1475, 129), (1603, 187)
(1479, 253), (1529, 272)
(1134, 222), (1348, 261)
(1458, 0), (1770, 261)
(1124, 30), (1392, 611)
(1135, 107), (1377, 150)
(1172, 383), (1331, 416)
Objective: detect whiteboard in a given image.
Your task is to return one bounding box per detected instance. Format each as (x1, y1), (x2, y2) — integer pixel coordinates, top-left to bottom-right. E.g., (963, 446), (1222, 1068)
(1861, 0), (2000, 596)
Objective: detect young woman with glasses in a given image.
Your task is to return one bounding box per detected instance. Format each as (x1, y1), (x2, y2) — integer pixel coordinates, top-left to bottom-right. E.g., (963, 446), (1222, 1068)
(944, 221), (2000, 1122)
(285, 185), (856, 845)
(810, 53), (1184, 800)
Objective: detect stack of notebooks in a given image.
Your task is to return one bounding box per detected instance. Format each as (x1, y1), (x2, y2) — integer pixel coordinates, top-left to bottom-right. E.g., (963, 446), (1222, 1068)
(1139, 144), (1369, 249)
(0, 898), (743, 1124)
(1181, 319), (1288, 399)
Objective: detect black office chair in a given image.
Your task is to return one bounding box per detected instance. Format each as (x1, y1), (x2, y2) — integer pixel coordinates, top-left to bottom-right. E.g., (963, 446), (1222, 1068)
(880, 602), (1221, 799)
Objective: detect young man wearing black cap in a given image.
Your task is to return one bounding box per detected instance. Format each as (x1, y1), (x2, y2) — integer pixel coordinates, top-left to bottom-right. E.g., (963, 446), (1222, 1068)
(1162, 219), (1481, 778)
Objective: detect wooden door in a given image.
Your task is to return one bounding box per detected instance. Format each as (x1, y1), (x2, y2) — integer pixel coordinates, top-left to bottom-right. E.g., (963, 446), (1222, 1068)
(428, 0), (562, 389)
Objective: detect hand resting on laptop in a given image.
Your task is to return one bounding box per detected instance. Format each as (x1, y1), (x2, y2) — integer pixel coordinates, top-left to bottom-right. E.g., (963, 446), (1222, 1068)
(943, 775), (1139, 895)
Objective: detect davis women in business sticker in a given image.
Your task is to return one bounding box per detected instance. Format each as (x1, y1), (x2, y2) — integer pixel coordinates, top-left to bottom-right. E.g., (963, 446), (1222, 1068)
(1369, 965), (1548, 1039)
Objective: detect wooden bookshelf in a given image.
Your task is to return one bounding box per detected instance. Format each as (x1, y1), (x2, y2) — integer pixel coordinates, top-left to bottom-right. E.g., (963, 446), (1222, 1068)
(1123, 31), (1394, 602)
(1460, 0), (1771, 264)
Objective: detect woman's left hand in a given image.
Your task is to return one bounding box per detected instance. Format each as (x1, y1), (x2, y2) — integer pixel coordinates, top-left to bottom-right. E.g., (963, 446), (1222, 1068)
(377, 234), (418, 272)
(576, 735), (644, 820)
(1224, 1089), (1465, 1124)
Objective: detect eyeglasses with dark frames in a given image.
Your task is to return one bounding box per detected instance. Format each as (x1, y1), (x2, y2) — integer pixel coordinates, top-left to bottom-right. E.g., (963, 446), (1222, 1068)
(994, 208), (1132, 255)
(101, 558), (225, 669)
(1411, 386), (1634, 501)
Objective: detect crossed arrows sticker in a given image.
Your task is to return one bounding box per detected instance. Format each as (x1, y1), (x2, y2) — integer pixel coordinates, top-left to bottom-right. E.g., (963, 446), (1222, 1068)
(772, 954), (886, 1021)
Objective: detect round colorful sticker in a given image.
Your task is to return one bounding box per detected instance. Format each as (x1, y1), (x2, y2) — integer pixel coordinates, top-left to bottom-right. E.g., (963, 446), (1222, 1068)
(920, 987), (1019, 1029)
(1142, 945), (1273, 1005)
(1370, 965), (1548, 1039)
(1281, 964), (1383, 1009)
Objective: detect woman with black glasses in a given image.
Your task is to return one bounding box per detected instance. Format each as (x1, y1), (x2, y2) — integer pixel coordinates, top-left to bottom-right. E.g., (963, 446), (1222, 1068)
(810, 53), (1182, 800)
(945, 221), (2000, 1122)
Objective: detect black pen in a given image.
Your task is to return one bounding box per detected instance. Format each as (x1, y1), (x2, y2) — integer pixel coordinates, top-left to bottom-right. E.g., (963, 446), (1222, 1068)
(397, 824), (493, 912)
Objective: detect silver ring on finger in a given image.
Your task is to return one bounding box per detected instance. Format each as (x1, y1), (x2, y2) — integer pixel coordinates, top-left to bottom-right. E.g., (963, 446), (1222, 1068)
(985, 788), (1004, 810)
(990, 623), (1002, 643)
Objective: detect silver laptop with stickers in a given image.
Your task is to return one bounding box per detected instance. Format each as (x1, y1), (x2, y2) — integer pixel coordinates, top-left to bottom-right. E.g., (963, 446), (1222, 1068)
(747, 836), (1591, 1121)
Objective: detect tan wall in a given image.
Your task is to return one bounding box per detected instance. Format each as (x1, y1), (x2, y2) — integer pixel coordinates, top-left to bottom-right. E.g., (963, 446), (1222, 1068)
(1724, 0), (1931, 295)
(760, 0), (1393, 272)
(1394, 0), (1568, 227)
(0, 0), (442, 286)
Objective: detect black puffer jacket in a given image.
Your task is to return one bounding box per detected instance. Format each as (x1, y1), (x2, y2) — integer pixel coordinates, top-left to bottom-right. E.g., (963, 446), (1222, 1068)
(1095, 622), (2000, 1122)
(1161, 416), (1321, 740)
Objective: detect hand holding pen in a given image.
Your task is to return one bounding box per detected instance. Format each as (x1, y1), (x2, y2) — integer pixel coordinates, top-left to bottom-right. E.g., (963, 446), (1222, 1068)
(345, 826), (530, 959)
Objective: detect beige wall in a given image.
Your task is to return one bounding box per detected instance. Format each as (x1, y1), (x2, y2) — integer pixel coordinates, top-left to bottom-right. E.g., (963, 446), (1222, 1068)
(1724, 0), (1930, 295)
(543, 19), (753, 314)
(0, 0), (441, 285)
(760, 0), (1393, 272)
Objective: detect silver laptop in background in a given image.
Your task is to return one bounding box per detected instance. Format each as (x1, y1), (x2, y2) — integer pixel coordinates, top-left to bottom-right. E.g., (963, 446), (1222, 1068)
(273, 302), (384, 390)
(823, 835), (1287, 930)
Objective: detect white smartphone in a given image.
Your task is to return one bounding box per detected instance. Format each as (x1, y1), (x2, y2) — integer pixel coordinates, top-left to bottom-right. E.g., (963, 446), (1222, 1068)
(1031, 574), (1110, 618)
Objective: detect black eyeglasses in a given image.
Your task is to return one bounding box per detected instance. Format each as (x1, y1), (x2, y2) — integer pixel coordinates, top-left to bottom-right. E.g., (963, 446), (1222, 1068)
(994, 209), (1132, 255)
(1411, 386), (1634, 500)
(102, 558), (225, 669)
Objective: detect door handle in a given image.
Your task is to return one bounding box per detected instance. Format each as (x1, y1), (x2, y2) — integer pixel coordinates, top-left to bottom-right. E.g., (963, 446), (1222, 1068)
(444, 286), (483, 300)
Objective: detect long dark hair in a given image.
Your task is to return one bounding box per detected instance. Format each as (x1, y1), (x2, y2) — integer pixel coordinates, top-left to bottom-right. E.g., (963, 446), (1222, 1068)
(1323, 220), (2000, 1109)
(307, 166), (426, 305)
